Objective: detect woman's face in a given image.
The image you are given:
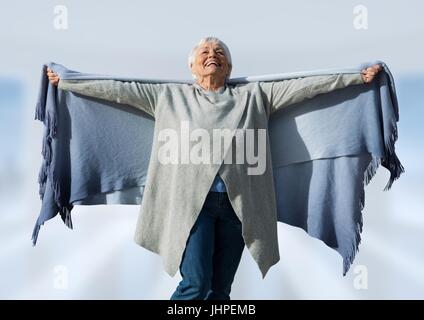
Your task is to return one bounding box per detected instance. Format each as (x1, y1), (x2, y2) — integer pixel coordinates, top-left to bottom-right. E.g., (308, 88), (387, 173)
(190, 42), (231, 80)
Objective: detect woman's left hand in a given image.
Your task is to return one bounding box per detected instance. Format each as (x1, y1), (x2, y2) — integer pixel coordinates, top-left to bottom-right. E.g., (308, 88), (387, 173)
(361, 64), (382, 83)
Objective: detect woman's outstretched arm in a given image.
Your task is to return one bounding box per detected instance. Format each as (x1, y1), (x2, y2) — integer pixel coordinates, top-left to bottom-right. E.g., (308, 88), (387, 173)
(47, 68), (161, 118)
(259, 64), (381, 116)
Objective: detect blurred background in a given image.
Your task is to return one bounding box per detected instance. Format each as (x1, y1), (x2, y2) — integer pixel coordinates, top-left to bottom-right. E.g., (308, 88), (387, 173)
(0, 0), (423, 299)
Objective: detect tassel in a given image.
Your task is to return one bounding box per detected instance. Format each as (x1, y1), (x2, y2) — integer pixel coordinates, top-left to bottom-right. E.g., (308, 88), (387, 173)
(41, 136), (52, 164)
(34, 65), (48, 122)
(382, 117), (405, 190)
(47, 113), (58, 139)
(37, 161), (47, 199)
(60, 205), (74, 229)
(343, 221), (363, 276)
(342, 190), (365, 276)
(45, 137), (52, 163)
(46, 109), (58, 139)
(364, 157), (380, 186)
(31, 222), (41, 246)
(34, 100), (45, 122)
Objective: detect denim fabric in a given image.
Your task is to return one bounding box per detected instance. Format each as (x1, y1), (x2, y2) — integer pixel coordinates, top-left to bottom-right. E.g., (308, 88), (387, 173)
(209, 174), (227, 192)
(170, 191), (245, 300)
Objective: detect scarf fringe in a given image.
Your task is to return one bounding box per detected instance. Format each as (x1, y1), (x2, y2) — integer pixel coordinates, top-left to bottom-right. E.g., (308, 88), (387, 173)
(382, 117), (405, 190)
(34, 65), (48, 122)
(36, 94), (58, 194)
(342, 110), (404, 276)
(31, 223), (41, 247)
(35, 99), (45, 122)
(59, 205), (74, 229)
(363, 116), (404, 190)
(342, 187), (365, 276)
(34, 75), (73, 246)
(53, 177), (74, 229)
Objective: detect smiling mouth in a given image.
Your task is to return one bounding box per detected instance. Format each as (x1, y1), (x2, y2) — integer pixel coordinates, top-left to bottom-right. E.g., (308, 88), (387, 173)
(205, 61), (221, 67)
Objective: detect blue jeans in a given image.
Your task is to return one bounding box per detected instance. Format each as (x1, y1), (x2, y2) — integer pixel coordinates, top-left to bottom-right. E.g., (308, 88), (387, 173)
(170, 191), (245, 300)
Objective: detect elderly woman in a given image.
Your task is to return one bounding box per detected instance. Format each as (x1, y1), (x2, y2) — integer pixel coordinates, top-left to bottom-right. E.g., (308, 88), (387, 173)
(47, 36), (381, 300)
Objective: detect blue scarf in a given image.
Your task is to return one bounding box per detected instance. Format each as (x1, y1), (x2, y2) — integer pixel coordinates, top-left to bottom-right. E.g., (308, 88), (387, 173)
(32, 61), (404, 275)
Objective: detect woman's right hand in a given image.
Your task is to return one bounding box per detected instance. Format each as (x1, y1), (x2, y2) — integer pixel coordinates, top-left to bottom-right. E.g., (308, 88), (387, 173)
(47, 67), (60, 86)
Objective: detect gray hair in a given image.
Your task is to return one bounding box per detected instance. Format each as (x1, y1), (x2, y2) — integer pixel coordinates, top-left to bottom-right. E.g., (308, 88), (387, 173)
(188, 36), (232, 80)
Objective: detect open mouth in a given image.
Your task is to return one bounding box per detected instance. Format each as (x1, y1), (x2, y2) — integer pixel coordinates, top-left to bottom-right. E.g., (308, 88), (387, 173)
(204, 61), (221, 67)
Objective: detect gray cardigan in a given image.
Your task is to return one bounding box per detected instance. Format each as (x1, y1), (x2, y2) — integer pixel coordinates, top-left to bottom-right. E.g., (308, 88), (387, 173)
(58, 72), (364, 277)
